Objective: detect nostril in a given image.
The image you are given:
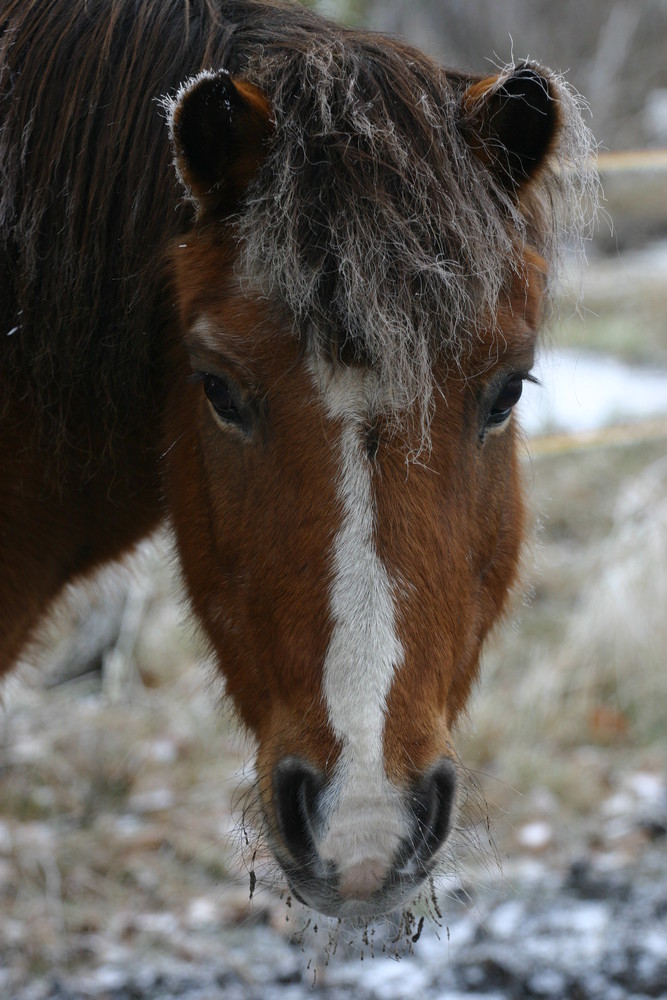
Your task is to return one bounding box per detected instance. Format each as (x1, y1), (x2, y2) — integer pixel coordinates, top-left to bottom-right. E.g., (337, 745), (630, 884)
(410, 758), (457, 861)
(273, 757), (325, 861)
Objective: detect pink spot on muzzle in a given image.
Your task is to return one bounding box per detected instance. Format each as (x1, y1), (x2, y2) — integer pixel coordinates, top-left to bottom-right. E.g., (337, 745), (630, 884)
(338, 859), (388, 900)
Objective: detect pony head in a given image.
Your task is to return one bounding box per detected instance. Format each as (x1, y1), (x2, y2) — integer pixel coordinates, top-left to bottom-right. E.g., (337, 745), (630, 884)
(162, 40), (594, 918)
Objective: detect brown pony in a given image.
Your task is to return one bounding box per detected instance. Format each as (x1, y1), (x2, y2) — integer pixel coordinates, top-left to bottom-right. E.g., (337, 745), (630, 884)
(0, 0), (596, 918)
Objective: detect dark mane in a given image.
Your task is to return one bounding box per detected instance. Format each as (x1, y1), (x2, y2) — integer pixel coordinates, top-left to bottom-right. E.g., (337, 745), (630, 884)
(0, 0), (259, 459)
(0, 0), (596, 460)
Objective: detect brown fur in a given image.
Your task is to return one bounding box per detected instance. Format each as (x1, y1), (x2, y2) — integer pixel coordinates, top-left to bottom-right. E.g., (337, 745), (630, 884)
(164, 225), (545, 801)
(0, 0), (595, 917)
(0, 0), (319, 666)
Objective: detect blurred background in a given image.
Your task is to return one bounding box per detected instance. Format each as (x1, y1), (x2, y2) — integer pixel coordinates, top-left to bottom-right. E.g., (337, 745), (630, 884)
(322, 0), (667, 153)
(1, 2), (666, 998)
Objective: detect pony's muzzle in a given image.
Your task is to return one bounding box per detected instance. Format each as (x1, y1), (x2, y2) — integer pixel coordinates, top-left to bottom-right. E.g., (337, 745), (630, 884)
(271, 756), (457, 916)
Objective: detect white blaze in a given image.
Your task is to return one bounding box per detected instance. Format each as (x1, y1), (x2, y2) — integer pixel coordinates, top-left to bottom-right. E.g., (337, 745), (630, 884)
(313, 362), (407, 875)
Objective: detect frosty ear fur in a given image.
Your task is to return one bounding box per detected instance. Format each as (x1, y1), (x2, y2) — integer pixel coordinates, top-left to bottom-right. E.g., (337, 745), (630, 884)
(168, 69), (273, 212)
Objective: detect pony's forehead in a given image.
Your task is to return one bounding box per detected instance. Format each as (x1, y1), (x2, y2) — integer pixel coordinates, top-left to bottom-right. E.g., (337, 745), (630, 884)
(178, 236), (546, 405)
(173, 24), (596, 432)
(232, 43), (592, 429)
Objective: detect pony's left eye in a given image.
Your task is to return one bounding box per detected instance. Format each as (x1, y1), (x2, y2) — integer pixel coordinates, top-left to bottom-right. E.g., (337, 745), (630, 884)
(485, 373), (529, 431)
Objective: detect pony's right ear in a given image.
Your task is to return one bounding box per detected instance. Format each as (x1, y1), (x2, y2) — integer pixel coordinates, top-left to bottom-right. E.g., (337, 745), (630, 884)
(168, 69), (273, 213)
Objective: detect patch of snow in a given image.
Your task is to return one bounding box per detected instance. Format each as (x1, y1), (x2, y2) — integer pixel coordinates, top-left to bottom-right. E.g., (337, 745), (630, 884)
(625, 771), (666, 805)
(113, 813), (143, 835)
(134, 911), (180, 936)
(517, 821), (553, 850)
(186, 896), (221, 930)
(80, 966), (127, 992)
(519, 349), (667, 435)
(431, 993), (507, 1000)
(484, 899), (526, 939)
(127, 787), (175, 813)
(602, 792), (635, 817)
(527, 968), (568, 996)
(355, 958), (431, 997)
(140, 738), (179, 764)
(644, 927), (667, 961)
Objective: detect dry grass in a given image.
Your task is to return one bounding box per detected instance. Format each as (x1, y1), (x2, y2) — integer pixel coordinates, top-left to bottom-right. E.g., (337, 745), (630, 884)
(556, 244), (667, 365)
(0, 545), (274, 983)
(463, 437), (667, 851)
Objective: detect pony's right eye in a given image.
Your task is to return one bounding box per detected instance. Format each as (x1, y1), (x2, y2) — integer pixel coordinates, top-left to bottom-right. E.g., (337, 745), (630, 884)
(197, 372), (247, 429)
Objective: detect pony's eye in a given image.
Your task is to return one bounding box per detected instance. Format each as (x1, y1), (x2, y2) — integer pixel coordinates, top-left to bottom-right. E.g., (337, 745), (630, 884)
(485, 373), (526, 430)
(200, 373), (245, 428)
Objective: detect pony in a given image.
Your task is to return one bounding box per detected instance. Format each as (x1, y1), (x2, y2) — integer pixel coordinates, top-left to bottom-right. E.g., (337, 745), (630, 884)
(0, 0), (596, 918)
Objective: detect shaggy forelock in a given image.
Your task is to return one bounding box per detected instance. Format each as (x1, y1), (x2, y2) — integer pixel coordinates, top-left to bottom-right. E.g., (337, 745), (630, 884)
(236, 34), (598, 441)
(0, 0), (599, 466)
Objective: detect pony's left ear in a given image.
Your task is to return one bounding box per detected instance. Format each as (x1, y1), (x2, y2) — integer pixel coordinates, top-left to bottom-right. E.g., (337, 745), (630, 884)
(168, 69), (273, 213)
(461, 64), (560, 194)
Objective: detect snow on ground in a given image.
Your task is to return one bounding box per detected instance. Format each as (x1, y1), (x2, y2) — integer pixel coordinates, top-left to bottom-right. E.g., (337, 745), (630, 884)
(519, 348), (667, 435)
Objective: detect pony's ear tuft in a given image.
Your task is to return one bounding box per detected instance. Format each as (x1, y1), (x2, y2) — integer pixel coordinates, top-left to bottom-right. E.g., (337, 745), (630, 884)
(462, 64), (560, 194)
(168, 69), (273, 213)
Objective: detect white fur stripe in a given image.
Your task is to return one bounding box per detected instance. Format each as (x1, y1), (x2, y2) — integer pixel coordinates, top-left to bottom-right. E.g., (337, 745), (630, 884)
(323, 419), (402, 748)
(315, 365), (406, 869)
